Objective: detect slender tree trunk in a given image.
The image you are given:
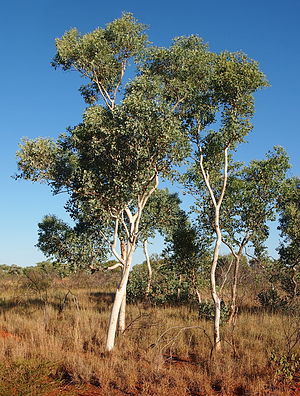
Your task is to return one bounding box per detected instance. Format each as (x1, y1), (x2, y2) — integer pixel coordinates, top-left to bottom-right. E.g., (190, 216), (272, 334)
(106, 248), (134, 352)
(177, 274), (182, 300)
(191, 269), (201, 303)
(211, 208), (222, 352)
(143, 239), (152, 296)
(118, 292), (126, 333)
(292, 267), (298, 299)
(195, 288), (202, 304)
(227, 240), (247, 326)
(118, 240), (127, 333)
(198, 145), (229, 352)
(229, 254), (240, 325)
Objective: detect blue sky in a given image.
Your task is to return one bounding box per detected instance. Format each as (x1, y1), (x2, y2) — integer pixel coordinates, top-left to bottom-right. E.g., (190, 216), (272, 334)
(0, 0), (299, 266)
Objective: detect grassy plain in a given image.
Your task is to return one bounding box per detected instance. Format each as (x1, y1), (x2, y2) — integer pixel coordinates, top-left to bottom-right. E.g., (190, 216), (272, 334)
(0, 271), (299, 395)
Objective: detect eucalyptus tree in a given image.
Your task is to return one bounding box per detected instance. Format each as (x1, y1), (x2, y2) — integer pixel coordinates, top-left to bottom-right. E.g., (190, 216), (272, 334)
(16, 14), (189, 351)
(189, 62), (268, 350)
(146, 51), (268, 349)
(276, 177), (300, 298)
(16, 13), (268, 352)
(205, 147), (290, 323)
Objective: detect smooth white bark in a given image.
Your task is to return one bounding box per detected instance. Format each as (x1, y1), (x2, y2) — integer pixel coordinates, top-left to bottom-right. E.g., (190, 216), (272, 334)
(106, 249), (133, 352)
(211, 207), (222, 351)
(118, 293), (126, 333)
(143, 239), (152, 296)
(199, 146), (229, 351)
(118, 240), (127, 333)
(106, 171), (159, 352)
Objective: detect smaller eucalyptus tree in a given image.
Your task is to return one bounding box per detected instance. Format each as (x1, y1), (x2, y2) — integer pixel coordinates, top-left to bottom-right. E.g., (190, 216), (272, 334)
(220, 147), (289, 323)
(183, 56), (268, 349)
(277, 177), (300, 298)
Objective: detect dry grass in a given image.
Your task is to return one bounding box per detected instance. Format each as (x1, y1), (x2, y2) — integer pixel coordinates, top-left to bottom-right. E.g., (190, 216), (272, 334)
(0, 275), (299, 395)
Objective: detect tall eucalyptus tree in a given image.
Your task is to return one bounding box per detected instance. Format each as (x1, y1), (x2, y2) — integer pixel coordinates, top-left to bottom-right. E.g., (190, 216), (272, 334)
(16, 14), (189, 351)
(16, 13), (268, 352)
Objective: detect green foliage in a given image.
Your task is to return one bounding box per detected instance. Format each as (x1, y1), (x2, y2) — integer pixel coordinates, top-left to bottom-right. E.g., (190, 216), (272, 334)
(127, 259), (191, 305)
(198, 301), (230, 324)
(52, 12), (148, 105)
(36, 215), (108, 274)
(126, 263), (149, 303)
(127, 249), (211, 305)
(257, 288), (288, 311)
(270, 352), (300, 382)
(161, 197), (211, 289)
(231, 146), (290, 253)
(276, 177), (300, 297)
(0, 264), (23, 276)
(139, 188), (183, 241)
(194, 147), (290, 257)
(16, 15), (190, 234)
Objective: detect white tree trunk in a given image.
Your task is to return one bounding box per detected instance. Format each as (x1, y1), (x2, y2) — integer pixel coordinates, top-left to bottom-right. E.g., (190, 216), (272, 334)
(177, 274), (182, 300)
(211, 212), (222, 351)
(118, 240), (127, 333)
(118, 293), (126, 333)
(229, 253), (241, 325)
(106, 249), (133, 352)
(191, 269), (201, 303)
(143, 239), (152, 296)
(195, 288), (202, 304)
(106, 170), (159, 352)
(199, 146), (228, 351)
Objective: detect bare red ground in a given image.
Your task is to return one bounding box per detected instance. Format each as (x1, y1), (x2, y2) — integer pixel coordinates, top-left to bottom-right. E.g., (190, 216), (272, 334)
(44, 382), (300, 396)
(43, 384), (135, 396)
(43, 384), (100, 396)
(0, 330), (20, 339)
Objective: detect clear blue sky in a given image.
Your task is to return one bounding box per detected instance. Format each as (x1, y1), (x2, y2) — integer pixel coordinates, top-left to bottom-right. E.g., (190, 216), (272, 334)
(1, 0), (299, 266)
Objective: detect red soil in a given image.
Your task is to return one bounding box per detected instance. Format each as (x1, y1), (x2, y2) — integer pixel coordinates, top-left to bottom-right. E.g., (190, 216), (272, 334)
(43, 384), (136, 396)
(0, 329), (20, 339)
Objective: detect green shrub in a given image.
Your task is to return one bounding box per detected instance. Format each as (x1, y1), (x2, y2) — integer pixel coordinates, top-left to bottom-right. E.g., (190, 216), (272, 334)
(198, 300), (230, 324)
(270, 351), (300, 382)
(127, 261), (191, 305)
(257, 288), (287, 311)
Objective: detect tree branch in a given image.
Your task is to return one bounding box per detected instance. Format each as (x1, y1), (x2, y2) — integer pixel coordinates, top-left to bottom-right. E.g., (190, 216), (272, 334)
(107, 262), (123, 270)
(198, 145), (217, 208)
(110, 218), (125, 265)
(217, 146), (229, 208)
(111, 61), (127, 109)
